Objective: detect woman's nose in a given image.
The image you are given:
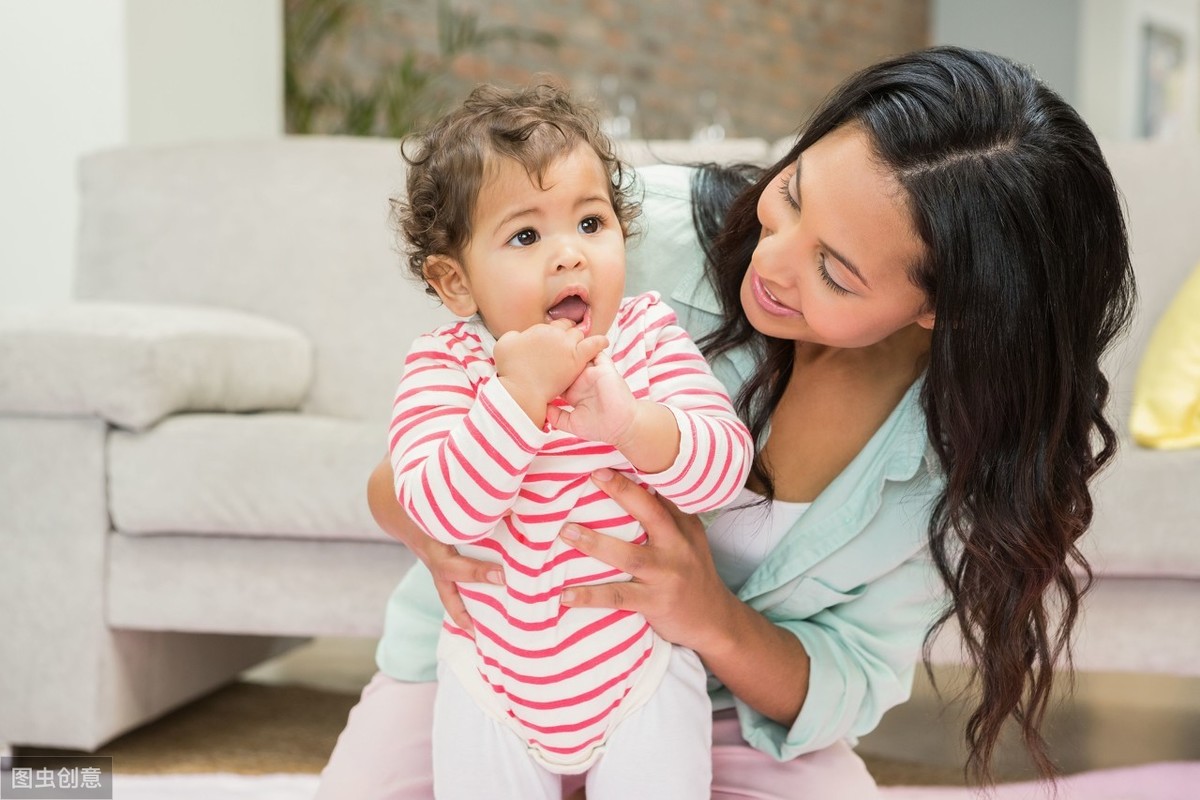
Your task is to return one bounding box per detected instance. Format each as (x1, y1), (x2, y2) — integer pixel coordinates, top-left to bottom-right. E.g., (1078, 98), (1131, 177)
(751, 229), (791, 281)
(753, 225), (780, 260)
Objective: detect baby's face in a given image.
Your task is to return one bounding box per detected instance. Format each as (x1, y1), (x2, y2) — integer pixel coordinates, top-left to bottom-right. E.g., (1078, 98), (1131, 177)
(455, 144), (626, 340)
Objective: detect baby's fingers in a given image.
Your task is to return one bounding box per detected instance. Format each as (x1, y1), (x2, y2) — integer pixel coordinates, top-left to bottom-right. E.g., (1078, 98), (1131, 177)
(576, 335), (609, 365)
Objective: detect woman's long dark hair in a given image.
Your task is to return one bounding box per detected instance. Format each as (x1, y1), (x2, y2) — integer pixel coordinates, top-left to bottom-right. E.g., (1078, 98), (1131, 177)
(694, 46), (1136, 783)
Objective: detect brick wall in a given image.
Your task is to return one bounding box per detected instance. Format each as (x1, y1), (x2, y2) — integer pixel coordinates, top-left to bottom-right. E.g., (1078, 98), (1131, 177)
(293, 0), (930, 142)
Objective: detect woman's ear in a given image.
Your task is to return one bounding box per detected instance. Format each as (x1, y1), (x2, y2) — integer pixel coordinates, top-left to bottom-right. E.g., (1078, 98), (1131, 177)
(917, 309), (935, 331)
(423, 256), (477, 318)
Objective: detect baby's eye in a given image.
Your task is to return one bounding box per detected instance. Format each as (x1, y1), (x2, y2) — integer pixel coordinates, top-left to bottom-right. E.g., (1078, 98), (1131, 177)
(508, 229), (539, 247)
(579, 216), (602, 234)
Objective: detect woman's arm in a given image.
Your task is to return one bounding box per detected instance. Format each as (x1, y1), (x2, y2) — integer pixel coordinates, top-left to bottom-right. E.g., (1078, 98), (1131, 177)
(559, 468), (810, 726)
(367, 457), (502, 636)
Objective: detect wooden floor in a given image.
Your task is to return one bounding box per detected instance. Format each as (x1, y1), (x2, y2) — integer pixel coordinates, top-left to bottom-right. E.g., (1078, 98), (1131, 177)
(16, 636), (1198, 784)
(246, 637), (1200, 783)
(858, 659), (1200, 780)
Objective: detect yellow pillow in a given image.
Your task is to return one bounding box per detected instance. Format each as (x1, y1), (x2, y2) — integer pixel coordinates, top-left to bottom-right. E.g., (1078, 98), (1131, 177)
(1130, 263), (1200, 448)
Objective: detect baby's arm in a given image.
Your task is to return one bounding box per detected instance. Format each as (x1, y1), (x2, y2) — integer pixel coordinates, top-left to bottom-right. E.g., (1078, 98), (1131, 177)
(552, 294), (751, 512)
(389, 330), (548, 544)
(622, 296), (753, 514)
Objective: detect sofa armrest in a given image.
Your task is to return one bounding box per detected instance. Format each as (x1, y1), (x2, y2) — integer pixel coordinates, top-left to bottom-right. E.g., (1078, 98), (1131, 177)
(0, 302), (313, 430)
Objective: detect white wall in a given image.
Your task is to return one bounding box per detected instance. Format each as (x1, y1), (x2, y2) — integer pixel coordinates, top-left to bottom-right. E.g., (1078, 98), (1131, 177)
(0, 0), (283, 306)
(126, 0), (283, 146)
(0, 0), (129, 305)
(932, 0), (1083, 104)
(933, 0), (1200, 142)
(1078, 0), (1200, 140)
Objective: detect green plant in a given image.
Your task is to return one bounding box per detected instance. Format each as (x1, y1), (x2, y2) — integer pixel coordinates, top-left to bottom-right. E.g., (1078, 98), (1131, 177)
(284, 0), (557, 138)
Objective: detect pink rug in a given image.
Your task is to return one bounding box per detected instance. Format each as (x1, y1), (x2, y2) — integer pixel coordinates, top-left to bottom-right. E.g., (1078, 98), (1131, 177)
(106, 761), (1200, 799)
(878, 761), (1200, 799)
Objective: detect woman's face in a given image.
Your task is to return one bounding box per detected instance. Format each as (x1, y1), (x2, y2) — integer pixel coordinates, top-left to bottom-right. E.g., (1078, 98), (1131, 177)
(742, 124), (933, 348)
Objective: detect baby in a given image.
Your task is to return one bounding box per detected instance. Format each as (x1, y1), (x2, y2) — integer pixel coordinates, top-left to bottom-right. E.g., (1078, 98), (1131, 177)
(389, 82), (753, 799)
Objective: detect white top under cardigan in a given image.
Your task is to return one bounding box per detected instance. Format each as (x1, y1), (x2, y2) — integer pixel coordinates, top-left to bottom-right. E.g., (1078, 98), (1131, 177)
(705, 488), (811, 592)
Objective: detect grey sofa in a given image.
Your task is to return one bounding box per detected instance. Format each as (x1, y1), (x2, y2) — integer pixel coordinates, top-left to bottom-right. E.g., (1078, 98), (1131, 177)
(0, 135), (1196, 753)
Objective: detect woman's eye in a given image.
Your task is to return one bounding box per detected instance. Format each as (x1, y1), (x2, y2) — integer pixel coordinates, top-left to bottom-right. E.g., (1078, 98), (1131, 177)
(817, 255), (850, 295)
(508, 229), (539, 247)
(579, 216), (602, 234)
(778, 173), (800, 212)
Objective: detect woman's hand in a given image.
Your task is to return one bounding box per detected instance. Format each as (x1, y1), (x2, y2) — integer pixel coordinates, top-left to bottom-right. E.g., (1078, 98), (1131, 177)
(558, 468), (737, 653)
(560, 467), (812, 726)
(367, 458), (502, 636)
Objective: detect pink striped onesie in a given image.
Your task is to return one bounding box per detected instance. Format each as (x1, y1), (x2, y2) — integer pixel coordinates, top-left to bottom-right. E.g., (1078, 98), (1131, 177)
(389, 291), (753, 773)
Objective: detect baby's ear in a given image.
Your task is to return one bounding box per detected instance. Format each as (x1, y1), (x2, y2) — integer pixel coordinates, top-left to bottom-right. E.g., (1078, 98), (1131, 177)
(423, 256), (476, 318)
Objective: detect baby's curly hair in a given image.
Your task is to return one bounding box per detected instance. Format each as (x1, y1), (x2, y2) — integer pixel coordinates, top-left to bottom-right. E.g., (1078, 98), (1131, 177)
(393, 82), (640, 297)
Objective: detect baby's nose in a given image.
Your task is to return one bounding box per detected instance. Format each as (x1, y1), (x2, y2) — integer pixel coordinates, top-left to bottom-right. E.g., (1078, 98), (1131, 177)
(554, 242), (585, 271)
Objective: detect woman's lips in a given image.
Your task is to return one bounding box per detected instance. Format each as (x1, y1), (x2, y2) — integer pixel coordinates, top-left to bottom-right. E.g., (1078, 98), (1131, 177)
(751, 272), (802, 317)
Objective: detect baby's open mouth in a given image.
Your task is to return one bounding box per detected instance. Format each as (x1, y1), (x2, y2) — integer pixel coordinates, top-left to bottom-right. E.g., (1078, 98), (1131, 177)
(547, 294), (589, 325)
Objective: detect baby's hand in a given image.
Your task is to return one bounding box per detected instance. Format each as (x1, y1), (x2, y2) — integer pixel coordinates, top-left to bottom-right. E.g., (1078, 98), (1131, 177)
(494, 319), (608, 425)
(547, 351), (638, 447)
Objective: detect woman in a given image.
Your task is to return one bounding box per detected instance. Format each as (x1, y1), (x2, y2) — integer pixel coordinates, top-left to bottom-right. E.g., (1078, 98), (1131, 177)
(318, 46), (1135, 797)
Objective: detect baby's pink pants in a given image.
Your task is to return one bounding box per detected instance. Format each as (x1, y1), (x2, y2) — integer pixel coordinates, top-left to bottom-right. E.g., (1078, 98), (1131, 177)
(315, 671), (881, 799)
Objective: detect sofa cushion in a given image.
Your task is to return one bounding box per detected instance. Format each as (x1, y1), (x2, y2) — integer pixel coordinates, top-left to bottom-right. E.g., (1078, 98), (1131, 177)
(0, 302), (312, 430)
(1084, 443), (1200, 580)
(1099, 140), (1200, 419)
(1129, 262), (1200, 449)
(75, 139), (456, 424)
(107, 534), (411, 636)
(109, 412), (389, 543)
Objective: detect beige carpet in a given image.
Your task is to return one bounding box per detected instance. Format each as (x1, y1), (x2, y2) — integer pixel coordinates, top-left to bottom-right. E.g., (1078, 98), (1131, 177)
(18, 683), (352, 775)
(15, 681), (967, 785)
(15, 654), (1198, 787)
